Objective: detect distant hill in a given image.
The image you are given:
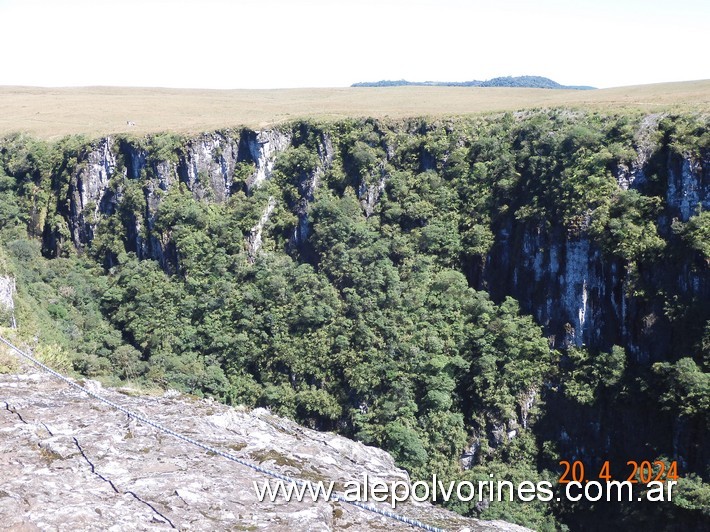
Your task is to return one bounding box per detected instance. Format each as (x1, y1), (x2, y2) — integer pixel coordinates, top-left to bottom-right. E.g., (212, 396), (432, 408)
(352, 75), (596, 90)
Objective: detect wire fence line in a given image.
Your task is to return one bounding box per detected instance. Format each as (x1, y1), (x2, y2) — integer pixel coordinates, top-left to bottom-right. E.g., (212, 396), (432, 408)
(0, 334), (446, 532)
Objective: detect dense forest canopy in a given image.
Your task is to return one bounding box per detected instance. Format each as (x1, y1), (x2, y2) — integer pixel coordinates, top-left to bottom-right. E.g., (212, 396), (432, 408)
(0, 110), (707, 530)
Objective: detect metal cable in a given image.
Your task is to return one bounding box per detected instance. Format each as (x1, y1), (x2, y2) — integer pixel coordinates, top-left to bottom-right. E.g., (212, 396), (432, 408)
(0, 334), (446, 532)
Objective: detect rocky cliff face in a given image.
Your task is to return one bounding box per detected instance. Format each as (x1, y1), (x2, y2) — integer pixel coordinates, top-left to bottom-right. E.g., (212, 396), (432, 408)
(60, 129), (292, 268)
(247, 196), (277, 261)
(667, 154), (709, 222)
(69, 138), (118, 251)
(4, 113), (707, 531)
(47, 118), (709, 359)
(244, 130), (293, 191)
(0, 364), (528, 532)
(0, 276), (15, 328)
(484, 146), (709, 359)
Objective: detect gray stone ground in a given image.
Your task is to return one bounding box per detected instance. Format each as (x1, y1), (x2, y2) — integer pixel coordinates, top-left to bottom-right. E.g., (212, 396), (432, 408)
(0, 364), (531, 531)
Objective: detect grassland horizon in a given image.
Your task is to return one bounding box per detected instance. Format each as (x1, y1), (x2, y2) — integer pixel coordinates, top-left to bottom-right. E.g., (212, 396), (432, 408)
(1, 80), (708, 139)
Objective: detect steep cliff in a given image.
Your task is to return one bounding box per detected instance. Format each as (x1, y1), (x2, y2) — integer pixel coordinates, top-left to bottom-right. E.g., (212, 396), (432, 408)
(1, 110), (707, 530)
(0, 275), (15, 328)
(40, 116), (708, 357)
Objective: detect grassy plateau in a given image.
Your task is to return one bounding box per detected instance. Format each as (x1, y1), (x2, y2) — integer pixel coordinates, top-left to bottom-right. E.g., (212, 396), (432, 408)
(0, 80), (708, 139)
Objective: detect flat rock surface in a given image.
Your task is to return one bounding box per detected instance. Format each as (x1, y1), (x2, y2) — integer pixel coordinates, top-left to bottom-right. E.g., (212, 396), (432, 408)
(0, 365), (530, 531)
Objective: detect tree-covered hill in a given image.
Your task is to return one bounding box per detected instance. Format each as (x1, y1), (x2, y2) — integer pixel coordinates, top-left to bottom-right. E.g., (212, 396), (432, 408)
(352, 75), (595, 89)
(0, 110), (707, 530)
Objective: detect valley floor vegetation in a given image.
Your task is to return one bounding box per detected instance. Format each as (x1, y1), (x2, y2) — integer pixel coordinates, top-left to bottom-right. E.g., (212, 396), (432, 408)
(0, 109), (708, 530)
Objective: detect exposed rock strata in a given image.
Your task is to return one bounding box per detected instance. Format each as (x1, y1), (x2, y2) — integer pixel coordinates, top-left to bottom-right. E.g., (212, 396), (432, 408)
(42, 119), (710, 360)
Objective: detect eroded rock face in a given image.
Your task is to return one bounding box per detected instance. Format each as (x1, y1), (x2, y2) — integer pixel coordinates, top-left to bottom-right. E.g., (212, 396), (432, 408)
(667, 155), (709, 222)
(247, 197), (277, 262)
(69, 138), (119, 250)
(245, 130), (292, 191)
(0, 368), (529, 532)
(292, 133), (334, 245)
(0, 276), (16, 328)
(180, 133), (239, 203)
(39, 118), (709, 366)
(0, 276), (14, 312)
(614, 113), (662, 191)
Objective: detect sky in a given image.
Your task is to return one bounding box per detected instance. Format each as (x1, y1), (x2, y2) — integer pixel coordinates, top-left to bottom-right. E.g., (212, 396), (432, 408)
(0, 0), (707, 90)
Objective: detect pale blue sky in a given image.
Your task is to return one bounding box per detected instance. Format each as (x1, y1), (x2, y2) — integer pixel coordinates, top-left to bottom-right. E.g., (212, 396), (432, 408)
(0, 0), (707, 89)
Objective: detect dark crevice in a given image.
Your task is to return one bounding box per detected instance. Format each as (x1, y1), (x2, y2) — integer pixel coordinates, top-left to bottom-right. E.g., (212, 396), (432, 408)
(4, 402), (27, 424)
(73, 437), (119, 493)
(72, 437), (176, 529)
(126, 491), (177, 529)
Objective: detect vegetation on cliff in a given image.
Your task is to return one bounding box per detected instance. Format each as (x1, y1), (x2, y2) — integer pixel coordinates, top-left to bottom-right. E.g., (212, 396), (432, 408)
(0, 110), (707, 530)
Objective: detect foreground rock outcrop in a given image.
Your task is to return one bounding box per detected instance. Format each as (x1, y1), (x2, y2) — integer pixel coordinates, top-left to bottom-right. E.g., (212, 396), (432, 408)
(0, 365), (528, 532)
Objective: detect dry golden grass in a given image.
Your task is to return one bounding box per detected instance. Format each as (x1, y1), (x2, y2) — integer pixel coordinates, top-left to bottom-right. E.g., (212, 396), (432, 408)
(0, 80), (708, 139)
